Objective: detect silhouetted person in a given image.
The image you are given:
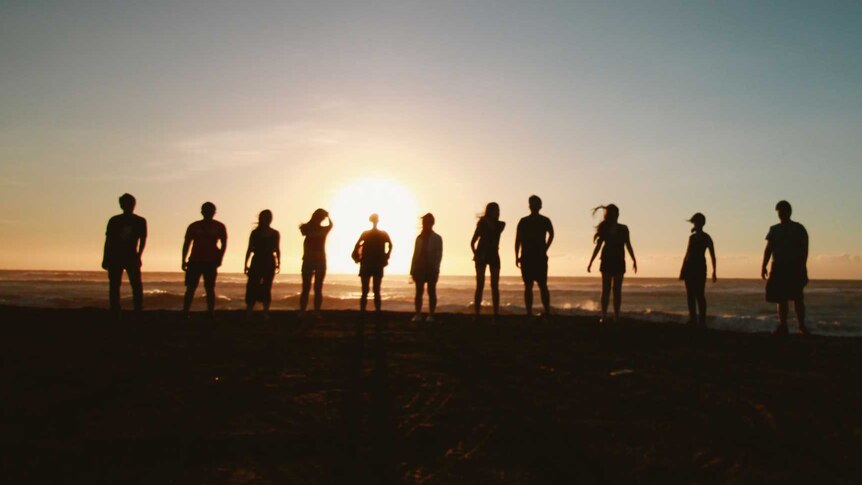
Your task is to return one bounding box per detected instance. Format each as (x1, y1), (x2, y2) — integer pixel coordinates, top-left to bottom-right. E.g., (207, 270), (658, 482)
(471, 202), (505, 320)
(352, 214), (392, 314)
(244, 210), (280, 319)
(102, 193), (147, 316)
(410, 213), (443, 322)
(182, 202), (227, 317)
(679, 213), (717, 326)
(515, 195), (554, 318)
(300, 209), (333, 318)
(762, 200), (809, 335)
(588, 204), (637, 323)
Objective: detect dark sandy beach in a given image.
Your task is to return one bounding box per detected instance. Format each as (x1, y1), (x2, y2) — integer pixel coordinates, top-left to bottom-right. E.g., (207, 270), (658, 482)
(2, 306), (861, 484)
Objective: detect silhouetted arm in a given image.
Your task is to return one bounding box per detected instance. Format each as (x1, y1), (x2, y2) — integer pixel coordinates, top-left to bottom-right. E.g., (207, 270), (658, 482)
(625, 232), (637, 274)
(545, 219), (554, 251)
(217, 226), (227, 268)
(385, 233), (393, 259)
(801, 226), (809, 283)
(181, 235), (191, 272)
(244, 232), (254, 274)
(761, 242), (772, 280)
(274, 232), (281, 274)
(514, 225), (522, 268)
(587, 238), (602, 273)
(138, 220), (147, 261)
(708, 237), (717, 282)
(102, 220), (111, 270)
(470, 224), (480, 255)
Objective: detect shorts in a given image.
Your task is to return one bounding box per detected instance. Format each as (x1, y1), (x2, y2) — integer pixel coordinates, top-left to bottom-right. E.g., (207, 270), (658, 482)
(766, 264), (807, 303)
(520, 258), (548, 283)
(474, 253), (501, 270)
(302, 260), (327, 275)
(186, 261), (218, 288)
(600, 258), (626, 275)
(413, 271), (439, 285)
(359, 265), (384, 278)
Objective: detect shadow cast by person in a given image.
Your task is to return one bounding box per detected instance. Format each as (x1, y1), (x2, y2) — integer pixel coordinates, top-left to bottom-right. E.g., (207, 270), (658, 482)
(300, 209), (333, 317)
(102, 193), (147, 317)
(472, 202), (505, 320)
(410, 213), (443, 323)
(515, 195), (554, 318)
(244, 210), (280, 320)
(352, 213), (392, 315)
(588, 204), (637, 324)
(182, 202), (227, 317)
(679, 212), (716, 326)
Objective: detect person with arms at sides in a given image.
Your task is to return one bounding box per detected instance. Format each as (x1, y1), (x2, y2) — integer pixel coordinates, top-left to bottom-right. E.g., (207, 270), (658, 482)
(410, 213), (443, 323)
(182, 202), (227, 318)
(679, 212), (717, 326)
(352, 213), (392, 316)
(588, 204), (637, 324)
(471, 202), (505, 321)
(244, 210), (280, 320)
(102, 193), (147, 318)
(299, 209), (333, 318)
(515, 195), (554, 319)
(762, 200), (810, 335)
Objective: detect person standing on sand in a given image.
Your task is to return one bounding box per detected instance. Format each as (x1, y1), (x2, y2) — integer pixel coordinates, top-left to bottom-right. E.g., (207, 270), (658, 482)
(352, 213), (392, 315)
(588, 204), (637, 324)
(410, 213), (443, 323)
(244, 210), (280, 320)
(679, 213), (717, 326)
(299, 208), (333, 318)
(761, 200), (810, 335)
(471, 202), (505, 321)
(102, 193), (147, 316)
(182, 202), (227, 317)
(515, 195), (554, 318)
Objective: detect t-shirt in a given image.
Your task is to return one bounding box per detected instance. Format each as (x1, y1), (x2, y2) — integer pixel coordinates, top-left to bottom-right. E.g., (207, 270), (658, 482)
(105, 213), (147, 265)
(599, 224), (630, 266)
(249, 227), (279, 267)
(302, 224), (332, 262)
(517, 215), (553, 261)
(766, 221), (808, 268)
(358, 229), (391, 269)
(186, 220), (227, 263)
(474, 220), (505, 259)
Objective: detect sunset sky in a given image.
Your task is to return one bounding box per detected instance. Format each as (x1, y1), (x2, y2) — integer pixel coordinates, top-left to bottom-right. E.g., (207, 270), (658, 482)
(1, 1), (860, 278)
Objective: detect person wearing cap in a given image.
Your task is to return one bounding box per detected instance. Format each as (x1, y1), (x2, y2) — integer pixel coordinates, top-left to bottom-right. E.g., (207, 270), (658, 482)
(761, 200), (809, 335)
(102, 193), (147, 316)
(352, 213), (392, 314)
(182, 202), (228, 317)
(410, 213), (443, 322)
(679, 212), (717, 326)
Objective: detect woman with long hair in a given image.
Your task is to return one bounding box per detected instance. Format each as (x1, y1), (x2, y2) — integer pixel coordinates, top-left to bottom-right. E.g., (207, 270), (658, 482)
(679, 213), (717, 326)
(299, 208), (332, 317)
(244, 210), (280, 319)
(471, 202), (505, 320)
(410, 213), (443, 322)
(587, 204), (637, 323)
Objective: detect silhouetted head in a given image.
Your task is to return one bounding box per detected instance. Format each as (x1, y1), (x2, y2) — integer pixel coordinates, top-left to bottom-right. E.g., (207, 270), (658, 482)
(483, 202), (500, 222)
(592, 204), (619, 242)
(258, 209), (273, 227)
(421, 213), (435, 232)
(775, 200), (792, 222)
(118, 193), (136, 214)
(688, 212), (706, 233)
(528, 195), (542, 214)
(300, 208), (329, 234)
(201, 202), (216, 220)
(369, 213), (379, 227)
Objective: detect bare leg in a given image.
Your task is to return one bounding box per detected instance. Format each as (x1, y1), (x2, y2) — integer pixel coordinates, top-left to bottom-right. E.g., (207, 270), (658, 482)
(474, 266), (485, 317)
(108, 267), (123, 314)
(524, 280), (534, 316)
(537, 278), (551, 316)
(696, 279), (707, 325)
(128, 266), (143, 312)
(360, 275), (370, 312)
(300, 271), (312, 312)
(600, 273), (612, 321)
(314, 269), (326, 312)
(490, 265), (500, 317)
(612, 273), (623, 321)
(794, 299), (807, 333)
(183, 277), (198, 314)
(372, 274), (382, 312)
(684, 279), (696, 324)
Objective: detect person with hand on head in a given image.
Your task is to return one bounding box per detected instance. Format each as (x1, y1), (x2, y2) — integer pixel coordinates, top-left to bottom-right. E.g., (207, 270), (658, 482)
(410, 213), (443, 323)
(352, 213), (392, 315)
(244, 210), (280, 320)
(588, 204), (637, 324)
(182, 202), (227, 318)
(102, 193), (147, 317)
(515, 195), (554, 319)
(679, 212), (717, 326)
(299, 209), (333, 318)
(762, 200), (809, 335)
(472, 202), (506, 321)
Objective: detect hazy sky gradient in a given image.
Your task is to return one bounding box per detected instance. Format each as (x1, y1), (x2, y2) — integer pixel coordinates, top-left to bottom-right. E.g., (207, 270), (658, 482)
(2, 1), (861, 277)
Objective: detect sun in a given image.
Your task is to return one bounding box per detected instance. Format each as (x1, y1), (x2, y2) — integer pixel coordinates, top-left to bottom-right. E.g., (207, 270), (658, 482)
(327, 177), (421, 275)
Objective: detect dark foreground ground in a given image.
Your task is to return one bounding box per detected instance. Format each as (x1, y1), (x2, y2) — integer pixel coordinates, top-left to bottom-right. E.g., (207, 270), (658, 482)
(2, 306), (862, 484)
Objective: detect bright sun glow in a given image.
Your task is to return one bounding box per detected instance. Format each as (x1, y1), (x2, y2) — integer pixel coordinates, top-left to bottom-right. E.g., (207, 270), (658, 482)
(327, 177), (421, 275)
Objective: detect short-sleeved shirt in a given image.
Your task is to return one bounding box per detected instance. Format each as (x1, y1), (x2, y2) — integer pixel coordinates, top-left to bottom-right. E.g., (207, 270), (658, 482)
(517, 215), (553, 262)
(186, 220), (227, 263)
(358, 229), (391, 270)
(681, 231), (713, 279)
(766, 221), (808, 270)
(302, 225), (332, 263)
(105, 213), (147, 266)
(474, 220), (505, 261)
(249, 227), (279, 268)
(599, 224), (630, 274)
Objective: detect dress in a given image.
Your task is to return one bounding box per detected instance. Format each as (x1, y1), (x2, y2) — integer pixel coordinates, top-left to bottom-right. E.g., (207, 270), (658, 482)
(599, 224), (629, 275)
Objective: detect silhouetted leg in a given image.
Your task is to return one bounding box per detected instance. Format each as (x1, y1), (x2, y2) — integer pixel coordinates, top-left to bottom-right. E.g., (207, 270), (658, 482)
(612, 273), (623, 321)
(360, 275), (370, 312)
(600, 273), (612, 321)
(777, 302), (789, 326)
(203, 267), (216, 315)
(108, 266), (123, 314)
(538, 278), (551, 316)
(474, 265), (485, 316)
(524, 280), (534, 316)
(300, 271), (312, 312)
(183, 269), (200, 313)
(696, 278), (707, 325)
(414, 281), (424, 313)
(684, 278), (697, 324)
(314, 268), (326, 312)
(373, 274), (382, 312)
(245, 271), (257, 312)
(262, 270), (274, 312)
(490, 265), (500, 317)
(128, 265), (143, 312)
(794, 299), (807, 333)
(428, 279), (437, 314)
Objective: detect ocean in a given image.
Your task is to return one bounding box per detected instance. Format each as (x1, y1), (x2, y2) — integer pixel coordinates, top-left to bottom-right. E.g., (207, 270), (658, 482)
(1, 270), (860, 336)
